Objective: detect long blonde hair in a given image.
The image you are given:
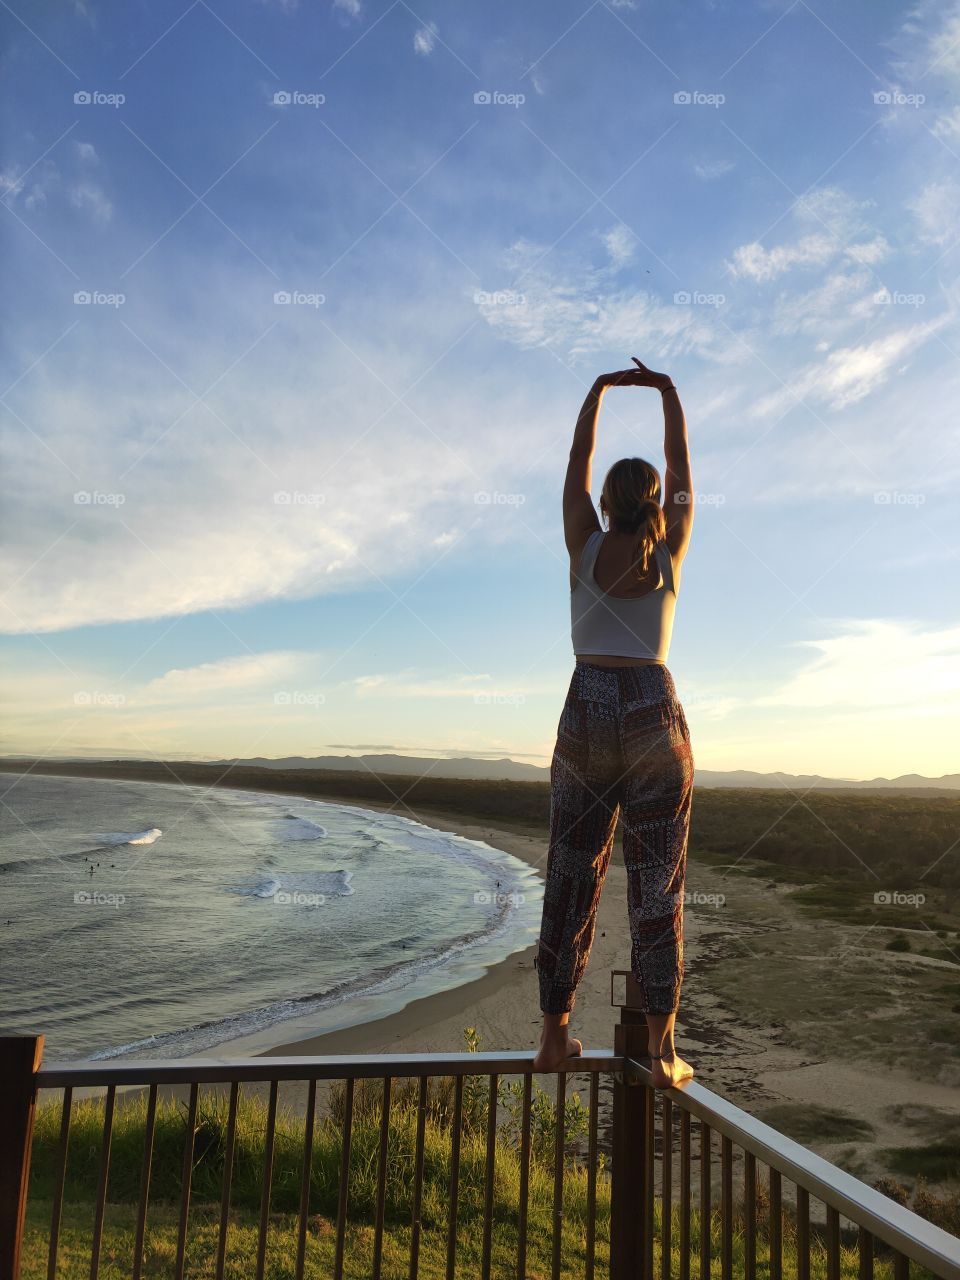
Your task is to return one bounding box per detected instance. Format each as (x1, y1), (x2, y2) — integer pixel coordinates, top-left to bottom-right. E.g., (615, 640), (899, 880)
(598, 457), (666, 582)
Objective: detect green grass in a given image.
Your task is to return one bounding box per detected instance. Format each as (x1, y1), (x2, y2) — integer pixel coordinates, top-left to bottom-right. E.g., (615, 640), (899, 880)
(757, 1104), (875, 1145)
(21, 1071), (944, 1280)
(883, 1142), (960, 1184)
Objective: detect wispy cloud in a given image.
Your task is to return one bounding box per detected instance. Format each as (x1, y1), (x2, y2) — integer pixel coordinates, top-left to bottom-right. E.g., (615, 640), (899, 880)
(750, 315), (950, 415)
(413, 22), (438, 55)
(756, 619), (960, 708)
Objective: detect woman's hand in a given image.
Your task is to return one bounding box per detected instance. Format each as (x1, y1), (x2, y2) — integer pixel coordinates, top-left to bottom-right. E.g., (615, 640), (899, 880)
(630, 357), (673, 391)
(594, 359), (673, 391)
(594, 368), (649, 389)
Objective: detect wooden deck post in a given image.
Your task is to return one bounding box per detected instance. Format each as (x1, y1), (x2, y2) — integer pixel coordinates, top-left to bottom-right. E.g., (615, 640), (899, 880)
(610, 972), (653, 1280)
(0, 1035), (44, 1280)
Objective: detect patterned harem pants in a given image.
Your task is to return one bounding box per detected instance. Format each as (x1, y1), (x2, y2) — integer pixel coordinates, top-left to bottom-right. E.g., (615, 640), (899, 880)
(535, 661), (695, 1016)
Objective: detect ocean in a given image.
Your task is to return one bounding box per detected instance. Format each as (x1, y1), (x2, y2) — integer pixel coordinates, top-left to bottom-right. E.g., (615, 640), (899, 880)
(0, 772), (543, 1062)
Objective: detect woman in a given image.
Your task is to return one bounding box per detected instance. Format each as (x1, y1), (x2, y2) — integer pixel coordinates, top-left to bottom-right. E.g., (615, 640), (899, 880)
(532, 357), (695, 1090)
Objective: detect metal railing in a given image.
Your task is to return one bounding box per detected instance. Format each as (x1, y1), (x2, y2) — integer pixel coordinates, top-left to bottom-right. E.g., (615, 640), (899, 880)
(2, 970), (958, 1280)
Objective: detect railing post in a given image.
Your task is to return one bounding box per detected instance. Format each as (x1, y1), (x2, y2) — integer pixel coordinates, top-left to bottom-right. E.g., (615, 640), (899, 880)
(0, 1035), (44, 1280)
(610, 972), (653, 1280)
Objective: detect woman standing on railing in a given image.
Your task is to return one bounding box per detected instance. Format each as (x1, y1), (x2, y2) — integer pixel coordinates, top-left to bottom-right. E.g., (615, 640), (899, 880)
(533, 357), (696, 1089)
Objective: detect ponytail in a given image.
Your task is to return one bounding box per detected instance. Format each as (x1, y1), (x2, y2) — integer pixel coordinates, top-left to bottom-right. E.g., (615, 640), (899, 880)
(599, 457), (666, 584)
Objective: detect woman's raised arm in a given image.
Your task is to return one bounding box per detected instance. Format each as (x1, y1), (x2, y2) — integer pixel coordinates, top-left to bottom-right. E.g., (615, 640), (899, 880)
(632, 359), (693, 564)
(563, 369), (643, 555)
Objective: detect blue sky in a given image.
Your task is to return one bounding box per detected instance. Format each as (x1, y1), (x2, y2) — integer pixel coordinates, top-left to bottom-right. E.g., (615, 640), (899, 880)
(1, 0), (958, 778)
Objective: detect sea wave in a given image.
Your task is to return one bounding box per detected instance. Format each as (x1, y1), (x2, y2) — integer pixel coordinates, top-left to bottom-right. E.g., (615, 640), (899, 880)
(91, 827), (163, 847)
(231, 868), (354, 900)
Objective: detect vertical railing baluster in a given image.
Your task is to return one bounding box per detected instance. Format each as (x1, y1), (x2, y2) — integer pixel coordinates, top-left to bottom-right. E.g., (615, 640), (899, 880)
(769, 1168), (782, 1280)
(826, 1205), (840, 1280)
(743, 1150), (756, 1280)
(551, 1071), (566, 1280)
(644, 1085), (655, 1280)
(662, 1097), (673, 1280)
(857, 1226), (873, 1280)
(893, 1250), (909, 1280)
(446, 1074), (464, 1280)
(796, 1186), (810, 1280)
(215, 1082), (239, 1280)
(720, 1135), (733, 1280)
(334, 1077), (354, 1280)
(89, 1084), (116, 1280)
(255, 1079), (279, 1280)
(409, 1075), (429, 1280)
(131, 1083), (157, 1280)
(372, 1076), (392, 1280)
(481, 1073), (498, 1280)
(174, 1082), (198, 1280)
(46, 1086), (72, 1280)
(680, 1109), (691, 1280)
(699, 1121), (711, 1280)
(294, 1078), (317, 1280)
(586, 1071), (599, 1280)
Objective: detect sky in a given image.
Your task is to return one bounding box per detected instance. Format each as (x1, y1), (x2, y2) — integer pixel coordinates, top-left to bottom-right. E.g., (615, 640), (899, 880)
(1, 0), (959, 779)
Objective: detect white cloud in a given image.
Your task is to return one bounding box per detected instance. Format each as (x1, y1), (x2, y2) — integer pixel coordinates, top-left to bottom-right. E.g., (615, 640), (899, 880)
(413, 22), (438, 55)
(750, 315), (949, 415)
(756, 619), (960, 708)
(353, 671), (537, 699)
(333, 0), (362, 18)
(693, 158), (734, 180)
(137, 651), (314, 703)
(727, 234), (836, 283)
(770, 267), (879, 336)
(75, 141), (99, 163)
(726, 187), (887, 282)
(475, 238), (739, 365)
(932, 105), (960, 138)
(907, 179), (960, 247)
(602, 224), (635, 267)
(68, 181), (112, 224)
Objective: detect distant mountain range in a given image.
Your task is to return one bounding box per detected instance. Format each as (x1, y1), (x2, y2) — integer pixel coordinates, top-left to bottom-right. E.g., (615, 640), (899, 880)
(205, 753), (960, 792)
(1, 751), (956, 793)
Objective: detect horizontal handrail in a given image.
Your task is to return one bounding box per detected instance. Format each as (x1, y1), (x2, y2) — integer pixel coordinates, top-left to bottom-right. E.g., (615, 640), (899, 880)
(624, 1057), (960, 1280)
(35, 1048), (622, 1088)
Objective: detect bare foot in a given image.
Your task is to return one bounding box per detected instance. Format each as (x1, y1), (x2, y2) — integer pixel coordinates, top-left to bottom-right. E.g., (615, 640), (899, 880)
(532, 1029), (583, 1072)
(648, 1051), (694, 1090)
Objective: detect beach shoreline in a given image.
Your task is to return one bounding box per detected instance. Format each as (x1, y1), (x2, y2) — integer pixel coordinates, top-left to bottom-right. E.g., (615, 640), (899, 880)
(9, 762), (958, 1194)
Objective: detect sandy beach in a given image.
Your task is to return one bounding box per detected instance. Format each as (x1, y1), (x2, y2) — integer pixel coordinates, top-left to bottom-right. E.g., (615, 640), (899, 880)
(252, 792), (959, 1192)
(9, 763), (955, 1191)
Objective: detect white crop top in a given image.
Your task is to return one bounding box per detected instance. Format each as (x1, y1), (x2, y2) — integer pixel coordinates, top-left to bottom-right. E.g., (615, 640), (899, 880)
(570, 532), (680, 662)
